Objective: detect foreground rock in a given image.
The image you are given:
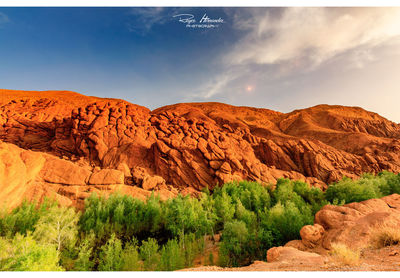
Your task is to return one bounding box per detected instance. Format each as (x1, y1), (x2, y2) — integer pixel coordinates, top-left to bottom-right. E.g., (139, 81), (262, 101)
(282, 194), (400, 252)
(181, 245), (400, 271)
(267, 246), (326, 264)
(315, 194), (400, 250)
(1, 89), (400, 207)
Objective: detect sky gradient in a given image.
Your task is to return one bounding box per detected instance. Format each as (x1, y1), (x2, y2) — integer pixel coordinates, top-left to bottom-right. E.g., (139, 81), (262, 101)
(1, 7), (400, 122)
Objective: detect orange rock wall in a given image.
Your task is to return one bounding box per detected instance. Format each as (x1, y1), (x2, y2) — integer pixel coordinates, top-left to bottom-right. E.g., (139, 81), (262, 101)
(1, 89), (400, 207)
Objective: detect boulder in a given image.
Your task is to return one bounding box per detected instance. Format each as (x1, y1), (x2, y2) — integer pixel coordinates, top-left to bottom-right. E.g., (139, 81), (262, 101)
(88, 169), (124, 185)
(131, 166), (147, 185)
(117, 163), (131, 177)
(40, 158), (92, 185)
(267, 246), (326, 264)
(300, 224), (325, 248)
(142, 175), (165, 190)
(219, 162), (232, 174)
(314, 194), (400, 250)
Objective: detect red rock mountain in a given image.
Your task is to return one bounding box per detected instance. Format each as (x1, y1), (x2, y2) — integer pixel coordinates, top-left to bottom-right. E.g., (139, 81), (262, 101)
(1, 89), (400, 208)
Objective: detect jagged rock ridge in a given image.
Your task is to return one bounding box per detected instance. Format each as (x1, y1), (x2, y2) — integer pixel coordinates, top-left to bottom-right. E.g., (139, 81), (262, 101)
(1, 89), (400, 207)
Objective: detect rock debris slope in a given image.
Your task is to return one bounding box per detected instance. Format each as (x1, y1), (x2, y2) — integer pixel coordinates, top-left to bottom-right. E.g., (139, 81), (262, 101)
(1, 89), (400, 207)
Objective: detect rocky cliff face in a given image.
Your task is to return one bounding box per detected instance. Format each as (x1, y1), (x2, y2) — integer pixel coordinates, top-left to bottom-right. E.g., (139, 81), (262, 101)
(1, 89), (400, 208)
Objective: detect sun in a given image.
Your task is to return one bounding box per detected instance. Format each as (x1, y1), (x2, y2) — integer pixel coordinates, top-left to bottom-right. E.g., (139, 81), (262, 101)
(246, 85), (254, 92)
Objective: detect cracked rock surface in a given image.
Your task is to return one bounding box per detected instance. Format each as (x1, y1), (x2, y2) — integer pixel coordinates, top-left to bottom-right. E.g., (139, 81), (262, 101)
(1, 89), (400, 208)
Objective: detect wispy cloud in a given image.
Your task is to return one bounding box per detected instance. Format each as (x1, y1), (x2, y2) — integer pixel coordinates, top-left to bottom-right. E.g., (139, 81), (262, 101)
(226, 7), (400, 67)
(0, 12), (9, 27)
(199, 7), (400, 98)
(127, 7), (176, 34)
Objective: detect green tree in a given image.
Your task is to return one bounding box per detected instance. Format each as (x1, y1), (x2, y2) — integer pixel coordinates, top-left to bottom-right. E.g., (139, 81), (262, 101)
(222, 181), (271, 212)
(33, 206), (80, 251)
(180, 233), (204, 268)
(139, 238), (160, 271)
(74, 236), (95, 271)
(377, 171), (400, 195)
(213, 191), (235, 229)
(165, 195), (213, 240)
(79, 192), (166, 242)
(234, 200), (257, 231)
(98, 234), (124, 271)
(218, 220), (249, 267)
(0, 233), (63, 271)
(159, 238), (185, 270)
(121, 238), (141, 271)
(0, 199), (56, 237)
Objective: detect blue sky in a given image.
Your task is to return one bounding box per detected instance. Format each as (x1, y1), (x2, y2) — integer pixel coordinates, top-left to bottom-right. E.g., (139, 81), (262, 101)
(1, 7), (400, 122)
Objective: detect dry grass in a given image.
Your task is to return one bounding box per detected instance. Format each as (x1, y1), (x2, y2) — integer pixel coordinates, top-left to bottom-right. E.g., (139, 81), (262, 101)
(330, 243), (361, 266)
(370, 223), (400, 249)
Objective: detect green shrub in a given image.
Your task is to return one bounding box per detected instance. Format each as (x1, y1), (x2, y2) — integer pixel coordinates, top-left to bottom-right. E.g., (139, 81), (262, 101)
(234, 200), (257, 231)
(79, 192), (166, 242)
(326, 176), (380, 203)
(376, 171), (400, 195)
(261, 201), (312, 245)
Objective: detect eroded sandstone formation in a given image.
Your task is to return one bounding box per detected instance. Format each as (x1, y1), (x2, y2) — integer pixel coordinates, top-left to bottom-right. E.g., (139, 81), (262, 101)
(1, 89), (400, 208)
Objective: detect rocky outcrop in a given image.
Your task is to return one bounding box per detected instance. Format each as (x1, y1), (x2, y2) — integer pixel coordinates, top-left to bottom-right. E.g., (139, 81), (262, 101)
(314, 194), (400, 250)
(267, 246), (326, 264)
(283, 194), (400, 252)
(41, 158), (92, 186)
(88, 169), (124, 185)
(255, 194), (400, 270)
(1, 89), (400, 207)
(0, 140), (180, 209)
